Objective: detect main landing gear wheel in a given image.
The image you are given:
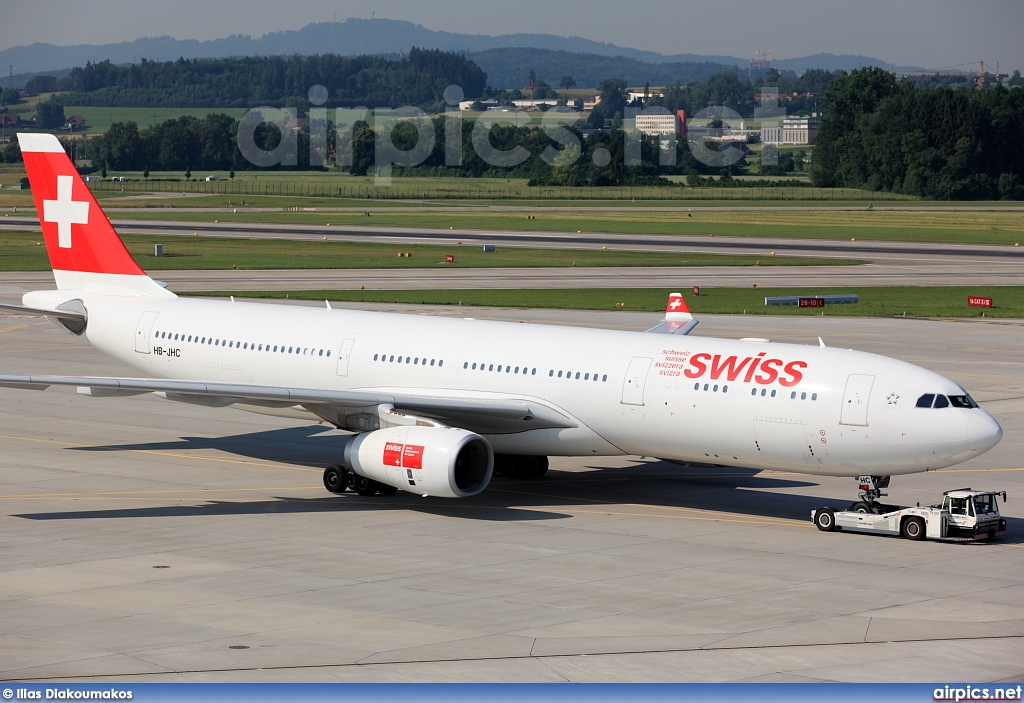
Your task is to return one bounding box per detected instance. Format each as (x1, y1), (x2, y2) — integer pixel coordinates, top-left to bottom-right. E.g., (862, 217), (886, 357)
(495, 454), (549, 480)
(902, 516), (926, 540)
(814, 508), (837, 532)
(323, 464), (349, 494)
(352, 474), (380, 497)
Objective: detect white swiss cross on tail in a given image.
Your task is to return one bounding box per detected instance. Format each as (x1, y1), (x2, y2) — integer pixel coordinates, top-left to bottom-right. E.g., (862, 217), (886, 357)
(43, 175), (90, 248)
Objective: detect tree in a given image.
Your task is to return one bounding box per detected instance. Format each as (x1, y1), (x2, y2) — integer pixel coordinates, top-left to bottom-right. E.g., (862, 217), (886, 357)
(25, 75), (58, 95)
(100, 162), (107, 179)
(588, 78), (628, 128)
(1009, 70), (1024, 87)
(143, 166), (149, 179)
(36, 100), (66, 129)
(229, 168), (235, 179)
(349, 121), (375, 176)
(559, 75), (576, 90)
(1, 88), (21, 106)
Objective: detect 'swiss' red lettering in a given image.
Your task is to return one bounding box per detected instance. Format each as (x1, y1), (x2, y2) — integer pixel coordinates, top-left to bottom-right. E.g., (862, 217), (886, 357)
(710, 355), (752, 381)
(780, 360), (807, 387)
(753, 358), (783, 385)
(744, 352), (767, 383)
(684, 352), (711, 378)
(681, 349), (808, 386)
(383, 442), (403, 466)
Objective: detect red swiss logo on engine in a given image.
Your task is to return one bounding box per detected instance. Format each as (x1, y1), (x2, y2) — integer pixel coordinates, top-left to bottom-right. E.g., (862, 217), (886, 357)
(383, 442), (425, 469)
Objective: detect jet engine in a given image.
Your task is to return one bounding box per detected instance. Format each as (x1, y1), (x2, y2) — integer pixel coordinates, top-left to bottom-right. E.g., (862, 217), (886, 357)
(344, 426), (493, 498)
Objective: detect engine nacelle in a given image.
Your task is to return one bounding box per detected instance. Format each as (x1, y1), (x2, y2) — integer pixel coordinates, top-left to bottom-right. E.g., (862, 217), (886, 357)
(344, 426), (493, 498)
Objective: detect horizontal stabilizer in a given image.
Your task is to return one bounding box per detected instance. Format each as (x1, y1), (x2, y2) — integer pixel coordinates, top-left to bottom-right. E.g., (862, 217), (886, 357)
(0, 302), (86, 322)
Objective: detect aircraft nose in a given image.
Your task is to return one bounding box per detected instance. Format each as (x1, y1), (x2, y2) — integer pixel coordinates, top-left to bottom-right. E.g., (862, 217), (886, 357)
(967, 411), (1003, 452)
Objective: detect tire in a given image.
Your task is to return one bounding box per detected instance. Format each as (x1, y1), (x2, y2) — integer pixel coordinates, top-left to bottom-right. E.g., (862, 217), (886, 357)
(352, 474), (379, 496)
(814, 508), (836, 532)
(323, 464), (347, 494)
(902, 516), (926, 541)
(850, 501), (871, 514)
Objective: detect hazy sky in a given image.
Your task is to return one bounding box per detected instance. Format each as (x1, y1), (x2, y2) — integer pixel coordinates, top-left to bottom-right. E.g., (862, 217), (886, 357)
(2, 0), (1022, 70)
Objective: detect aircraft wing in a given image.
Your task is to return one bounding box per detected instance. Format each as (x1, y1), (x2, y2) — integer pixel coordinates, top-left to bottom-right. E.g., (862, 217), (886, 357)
(0, 374), (576, 433)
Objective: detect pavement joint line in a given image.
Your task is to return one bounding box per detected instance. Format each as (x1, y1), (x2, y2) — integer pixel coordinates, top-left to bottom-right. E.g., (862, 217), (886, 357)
(489, 486), (805, 527)
(7, 633), (1024, 682)
(0, 433), (322, 473)
(0, 486), (323, 499)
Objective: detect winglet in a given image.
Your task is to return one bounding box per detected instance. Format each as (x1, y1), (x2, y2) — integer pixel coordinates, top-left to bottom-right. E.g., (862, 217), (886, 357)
(665, 292), (693, 322)
(646, 292), (699, 335)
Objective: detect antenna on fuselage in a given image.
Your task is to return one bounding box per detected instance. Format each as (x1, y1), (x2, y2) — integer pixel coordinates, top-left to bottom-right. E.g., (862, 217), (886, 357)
(818, 337), (826, 348)
(326, 300), (332, 309)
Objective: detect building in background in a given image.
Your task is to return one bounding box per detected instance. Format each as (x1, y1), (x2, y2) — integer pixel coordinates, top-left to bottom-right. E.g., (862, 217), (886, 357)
(635, 110), (687, 137)
(763, 114), (821, 145)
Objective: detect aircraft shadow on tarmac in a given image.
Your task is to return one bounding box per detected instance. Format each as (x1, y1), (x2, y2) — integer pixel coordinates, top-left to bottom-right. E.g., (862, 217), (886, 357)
(24, 425), (1024, 544)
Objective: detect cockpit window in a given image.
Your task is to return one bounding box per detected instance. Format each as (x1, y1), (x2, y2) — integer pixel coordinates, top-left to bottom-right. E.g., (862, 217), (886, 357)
(916, 394), (935, 408)
(973, 494), (998, 515)
(948, 395), (977, 408)
(933, 394), (949, 408)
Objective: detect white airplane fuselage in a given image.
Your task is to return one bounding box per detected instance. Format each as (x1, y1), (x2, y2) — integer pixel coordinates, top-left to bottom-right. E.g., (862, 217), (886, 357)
(43, 290), (1001, 478)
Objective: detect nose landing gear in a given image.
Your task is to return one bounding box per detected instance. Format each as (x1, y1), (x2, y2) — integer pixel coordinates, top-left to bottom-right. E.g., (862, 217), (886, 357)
(850, 475), (891, 514)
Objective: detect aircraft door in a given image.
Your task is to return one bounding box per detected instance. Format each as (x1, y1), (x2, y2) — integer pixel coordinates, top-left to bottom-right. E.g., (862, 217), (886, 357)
(134, 311), (159, 354)
(840, 374), (875, 426)
(621, 357), (653, 406)
(336, 338), (355, 376)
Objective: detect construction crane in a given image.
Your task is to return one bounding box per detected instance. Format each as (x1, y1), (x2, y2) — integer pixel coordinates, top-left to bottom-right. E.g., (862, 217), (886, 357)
(894, 61), (1008, 89)
(749, 50), (775, 81)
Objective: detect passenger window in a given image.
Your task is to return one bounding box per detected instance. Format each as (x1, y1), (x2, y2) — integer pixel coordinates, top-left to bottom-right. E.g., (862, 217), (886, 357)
(723, 385), (728, 393)
(916, 394), (935, 408)
(438, 360), (442, 367)
(431, 359), (435, 366)
(585, 373), (590, 380)
(327, 351), (331, 357)
(703, 383), (708, 391)
(602, 374), (607, 382)
(488, 364), (493, 371)
(812, 393), (817, 400)
(558, 371), (563, 378)
(319, 350), (324, 357)
(472, 363), (477, 370)
(933, 395), (949, 408)
(713, 384), (719, 392)
(761, 389), (766, 396)
(532, 369), (536, 375)
(516, 367), (520, 374)
(549, 370), (554, 377)
(497, 365), (502, 372)
(375, 354), (379, 361)
(575, 372), (580, 379)
(771, 390), (776, 397)
(751, 388), (757, 396)
(801, 392), (806, 400)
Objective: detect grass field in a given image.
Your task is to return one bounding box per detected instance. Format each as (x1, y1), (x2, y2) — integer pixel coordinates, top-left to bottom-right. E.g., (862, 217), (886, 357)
(104, 207), (1024, 246)
(0, 231), (860, 272)
(186, 286), (1024, 318)
(60, 107), (250, 134)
